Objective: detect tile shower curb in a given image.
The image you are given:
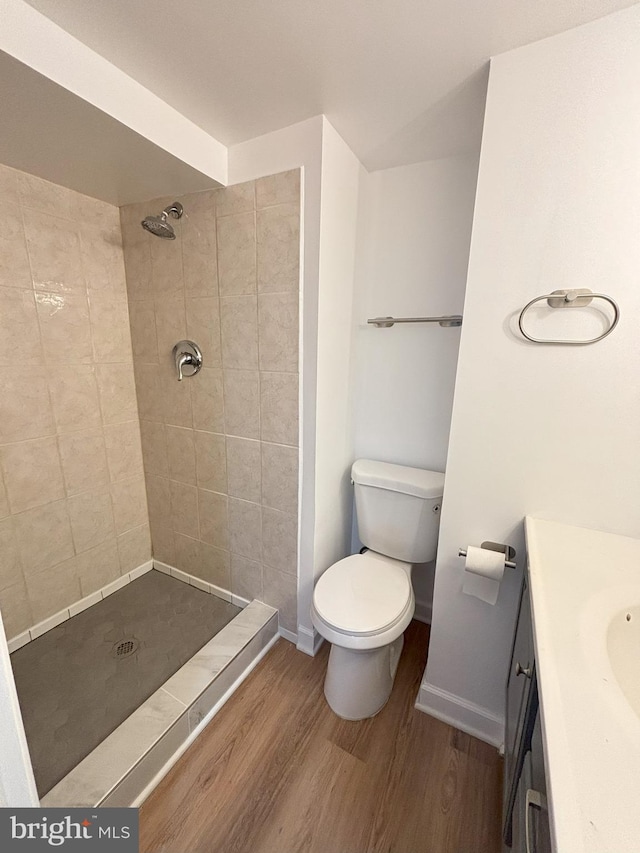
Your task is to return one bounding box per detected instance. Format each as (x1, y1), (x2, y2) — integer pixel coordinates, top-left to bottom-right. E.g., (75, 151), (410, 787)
(41, 599), (278, 808)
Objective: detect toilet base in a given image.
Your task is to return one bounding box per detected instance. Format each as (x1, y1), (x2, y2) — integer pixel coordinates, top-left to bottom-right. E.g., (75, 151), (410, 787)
(323, 634), (405, 720)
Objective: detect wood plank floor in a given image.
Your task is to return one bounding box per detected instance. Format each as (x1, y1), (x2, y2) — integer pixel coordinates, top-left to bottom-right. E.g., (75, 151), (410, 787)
(140, 622), (503, 853)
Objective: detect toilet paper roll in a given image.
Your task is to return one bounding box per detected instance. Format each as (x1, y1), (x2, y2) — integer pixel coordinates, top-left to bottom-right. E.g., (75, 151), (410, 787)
(462, 546), (505, 605)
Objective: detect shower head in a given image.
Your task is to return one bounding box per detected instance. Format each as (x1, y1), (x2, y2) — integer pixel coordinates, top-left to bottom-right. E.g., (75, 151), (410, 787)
(141, 202), (183, 239)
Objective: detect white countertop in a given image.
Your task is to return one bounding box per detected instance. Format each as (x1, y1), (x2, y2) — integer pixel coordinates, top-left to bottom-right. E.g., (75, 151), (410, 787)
(525, 517), (640, 853)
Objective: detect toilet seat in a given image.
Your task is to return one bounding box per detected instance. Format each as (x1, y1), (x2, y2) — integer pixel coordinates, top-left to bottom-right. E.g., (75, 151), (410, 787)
(312, 553), (415, 650)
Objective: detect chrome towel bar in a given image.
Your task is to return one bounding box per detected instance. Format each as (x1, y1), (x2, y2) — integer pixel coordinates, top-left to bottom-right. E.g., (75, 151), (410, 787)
(368, 315), (463, 328)
(518, 288), (619, 345)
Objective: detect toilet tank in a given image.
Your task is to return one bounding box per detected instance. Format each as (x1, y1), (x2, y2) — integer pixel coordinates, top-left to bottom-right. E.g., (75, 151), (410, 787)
(352, 460), (445, 564)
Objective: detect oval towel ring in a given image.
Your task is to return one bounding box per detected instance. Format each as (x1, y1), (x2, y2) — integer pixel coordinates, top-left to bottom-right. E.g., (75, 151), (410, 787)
(518, 289), (620, 345)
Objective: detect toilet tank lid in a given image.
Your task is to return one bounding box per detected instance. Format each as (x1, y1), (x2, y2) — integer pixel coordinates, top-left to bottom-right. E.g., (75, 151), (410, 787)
(351, 459), (445, 499)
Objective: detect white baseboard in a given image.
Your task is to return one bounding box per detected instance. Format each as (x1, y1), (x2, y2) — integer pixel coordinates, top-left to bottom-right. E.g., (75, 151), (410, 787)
(7, 560), (154, 653)
(415, 681), (504, 748)
(413, 598), (432, 625)
(296, 624), (324, 656)
(278, 626), (298, 644)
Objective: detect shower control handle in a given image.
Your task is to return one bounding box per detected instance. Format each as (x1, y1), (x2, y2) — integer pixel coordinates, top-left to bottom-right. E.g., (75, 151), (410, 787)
(172, 341), (203, 381)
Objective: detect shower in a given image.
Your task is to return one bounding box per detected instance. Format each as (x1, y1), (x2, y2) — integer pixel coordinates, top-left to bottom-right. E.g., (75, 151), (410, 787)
(141, 201), (183, 238)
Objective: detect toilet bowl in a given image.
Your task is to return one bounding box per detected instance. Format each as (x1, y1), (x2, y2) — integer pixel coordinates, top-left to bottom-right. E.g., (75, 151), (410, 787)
(311, 459), (444, 720)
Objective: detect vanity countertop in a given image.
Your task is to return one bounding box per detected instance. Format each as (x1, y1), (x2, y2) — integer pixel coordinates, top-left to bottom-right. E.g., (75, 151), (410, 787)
(525, 517), (640, 853)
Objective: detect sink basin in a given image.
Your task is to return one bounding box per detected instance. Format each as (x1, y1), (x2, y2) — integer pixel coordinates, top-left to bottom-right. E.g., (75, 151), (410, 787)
(608, 605), (640, 720)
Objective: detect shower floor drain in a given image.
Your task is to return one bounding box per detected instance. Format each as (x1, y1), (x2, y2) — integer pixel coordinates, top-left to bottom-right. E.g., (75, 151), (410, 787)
(111, 638), (139, 659)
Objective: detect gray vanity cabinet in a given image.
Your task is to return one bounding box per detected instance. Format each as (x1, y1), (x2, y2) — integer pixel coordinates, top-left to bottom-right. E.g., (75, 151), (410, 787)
(503, 573), (551, 852)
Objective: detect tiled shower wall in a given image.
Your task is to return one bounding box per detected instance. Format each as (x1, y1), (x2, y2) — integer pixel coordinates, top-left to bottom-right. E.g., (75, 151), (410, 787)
(120, 171), (300, 633)
(0, 164), (150, 640)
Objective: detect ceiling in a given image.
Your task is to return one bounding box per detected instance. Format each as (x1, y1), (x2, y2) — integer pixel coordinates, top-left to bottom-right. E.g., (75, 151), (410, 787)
(25, 0), (637, 171)
(0, 51), (218, 205)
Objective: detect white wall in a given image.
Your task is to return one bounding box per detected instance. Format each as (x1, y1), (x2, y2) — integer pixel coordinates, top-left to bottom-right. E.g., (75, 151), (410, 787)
(229, 116), (364, 654)
(421, 3), (640, 745)
(305, 120), (363, 648)
(350, 156), (479, 614)
(1, 0), (227, 184)
(0, 615), (38, 806)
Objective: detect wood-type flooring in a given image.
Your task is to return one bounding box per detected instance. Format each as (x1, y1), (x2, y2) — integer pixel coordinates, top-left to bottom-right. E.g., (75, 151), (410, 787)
(141, 621), (502, 853)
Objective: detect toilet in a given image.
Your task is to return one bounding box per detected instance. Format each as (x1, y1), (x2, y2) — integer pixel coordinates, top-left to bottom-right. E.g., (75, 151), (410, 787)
(311, 459), (445, 720)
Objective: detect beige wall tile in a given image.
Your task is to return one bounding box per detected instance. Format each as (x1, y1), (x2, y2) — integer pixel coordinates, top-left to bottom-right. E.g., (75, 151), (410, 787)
(58, 429), (109, 496)
(230, 554), (263, 601)
(104, 421), (144, 483)
(128, 300), (159, 363)
(217, 212), (256, 297)
(0, 369), (54, 442)
(14, 500), (74, 575)
(67, 487), (115, 553)
(0, 516), (22, 591)
(150, 233), (184, 298)
(36, 291), (92, 364)
(96, 364), (138, 424)
(0, 578), (33, 638)
(0, 467), (9, 518)
(17, 171), (77, 219)
(226, 437), (261, 503)
(23, 210), (84, 293)
(0, 214), (31, 290)
(192, 367), (224, 433)
(180, 189), (218, 296)
(48, 366), (101, 433)
(216, 181), (255, 217)
(169, 480), (199, 539)
(140, 420), (168, 477)
(0, 288), (43, 365)
(149, 523), (175, 566)
(228, 498), (261, 562)
(257, 203), (300, 294)
(89, 295), (132, 362)
(111, 475), (148, 535)
(220, 295), (258, 369)
(154, 295), (186, 360)
(166, 425), (196, 485)
(76, 539), (120, 596)
(200, 543), (230, 588)
(223, 370), (259, 439)
(122, 241), (153, 302)
(258, 293), (299, 372)
(160, 359), (193, 427)
(145, 475), (172, 529)
(133, 363), (163, 422)
(1, 437), (65, 513)
(260, 372), (298, 446)
(26, 557), (81, 623)
(185, 296), (221, 368)
(183, 247), (218, 298)
(0, 164), (20, 207)
(262, 507), (298, 576)
(256, 170), (301, 209)
(262, 565), (297, 632)
(194, 431), (227, 493)
(117, 524), (151, 574)
(80, 222), (127, 299)
(174, 532), (201, 576)
(198, 489), (229, 550)
(180, 190), (216, 247)
(261, 442), (298, 514)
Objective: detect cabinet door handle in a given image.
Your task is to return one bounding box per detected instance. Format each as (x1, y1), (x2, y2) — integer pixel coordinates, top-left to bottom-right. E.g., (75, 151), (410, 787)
(515, 661), (532, 678)
(525, 788), (547, 853)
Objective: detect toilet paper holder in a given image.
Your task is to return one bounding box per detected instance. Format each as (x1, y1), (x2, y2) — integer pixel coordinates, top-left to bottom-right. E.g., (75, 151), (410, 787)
(458, 542), (517, 570)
